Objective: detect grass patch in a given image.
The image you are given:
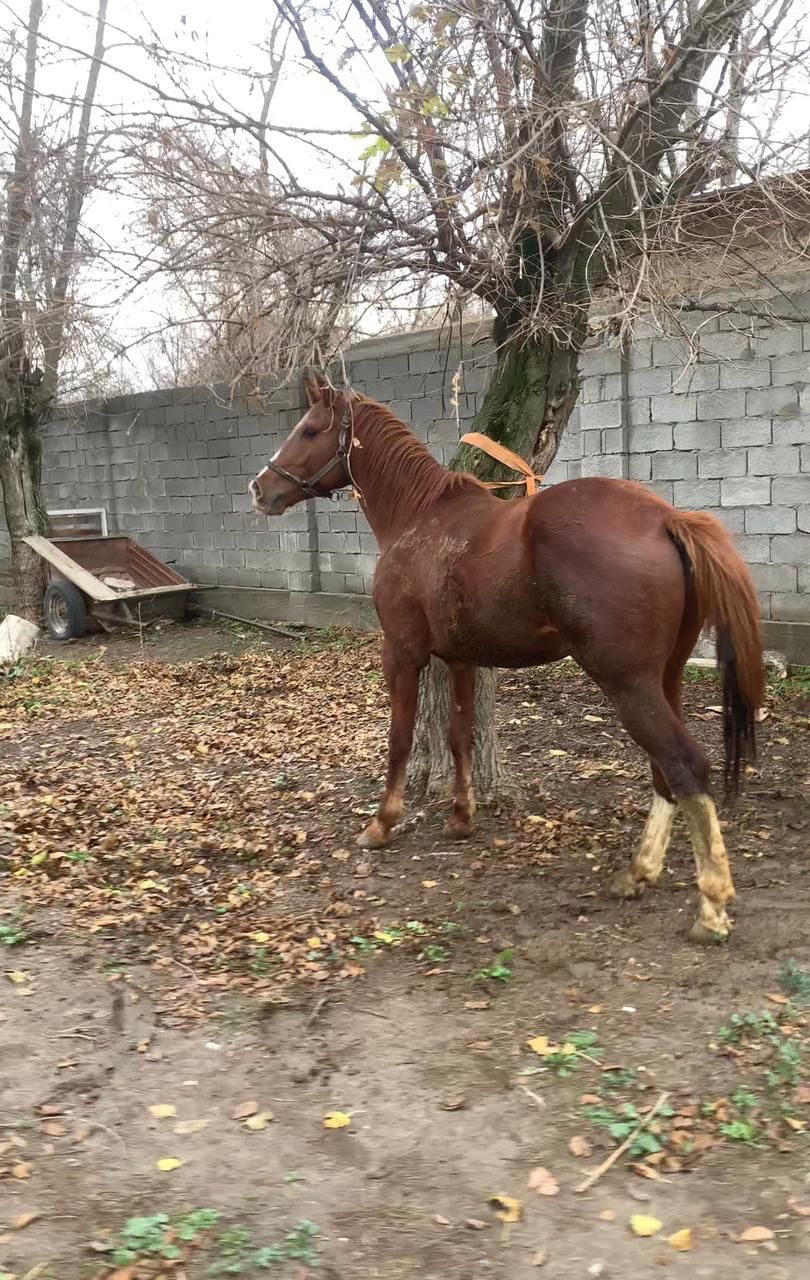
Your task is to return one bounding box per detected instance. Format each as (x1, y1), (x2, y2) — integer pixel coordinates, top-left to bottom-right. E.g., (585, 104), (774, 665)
(0, 911), (30, 947)
(105, 1210), (320, 1274)
(779, 958), (810, 1003)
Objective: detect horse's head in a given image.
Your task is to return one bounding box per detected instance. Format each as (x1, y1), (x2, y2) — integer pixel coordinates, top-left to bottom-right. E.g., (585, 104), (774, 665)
(250, 378), (353, 516)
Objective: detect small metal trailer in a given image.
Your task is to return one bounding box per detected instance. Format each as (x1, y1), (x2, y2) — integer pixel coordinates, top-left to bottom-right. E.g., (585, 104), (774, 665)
(23, 534), (196, 641)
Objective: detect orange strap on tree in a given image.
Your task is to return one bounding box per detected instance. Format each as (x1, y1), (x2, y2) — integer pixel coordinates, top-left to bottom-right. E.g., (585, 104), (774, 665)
(460, 432), (544, 494)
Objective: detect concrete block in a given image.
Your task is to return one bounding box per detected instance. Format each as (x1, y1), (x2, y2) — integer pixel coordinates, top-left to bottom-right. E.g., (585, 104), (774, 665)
(699, 331), (752, 360)
(803, 443), (810, 471)
(772, 418), (810, 445)
(393, 371), (446, 399)
(771, 593), (809, 622)
(772, 476), (810, 505)
(754, 325), (804, 357)
(800, 506), (810, 532)
(674, 364), (720, 393)
(627, 367), (671, 396)
(652, 337), (694, 366)
(376, 353), (410, 378)
(745, 506), (797, 534)
(733, 535), (771, 564)
(714, 508), (745, 534)
(580, 400), (623, 430)
(650, 393), (697, 423)
(346, 358), (379, 382)
(750, 564), (798, 593)
(321, 572), (348, 593)
(602, 427), (625, 453)
(582, 430), (601, 456)
(581, 454), (625, 478)
(646, 480), (674, 503)
(427, 420), (462, 445)
(747, 445), (800, 476)
(721, 418), (772, 447)
(582, 373), (623, 403)
(674, 422), (721, 449)
(652, 452), (697, 480)
(580, 346), (621, 376)
(697, 451), (748, 483)
(719, 360), (771, 390)
(770, 533), (810, 564)
(770, 350), (810, 385)
(748, 386), (800, 418)
(674, 479), (720, 509)
(721, 476), (770, 506)
(800, 565), (810, 592)
(696, 389), (747, 420)
(629, 424), (674, 452)
(627, 340), (652, 369)
(628, 455), (652, 481)
(628, 398), (651, 426)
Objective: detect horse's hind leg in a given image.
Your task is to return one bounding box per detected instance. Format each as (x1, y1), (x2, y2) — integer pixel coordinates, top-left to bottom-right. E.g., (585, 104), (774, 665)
(445, 663), (477, 838)
(601, 679), (735, 943)
(611, 615), (701, 900)
(357, 644), (423, 850)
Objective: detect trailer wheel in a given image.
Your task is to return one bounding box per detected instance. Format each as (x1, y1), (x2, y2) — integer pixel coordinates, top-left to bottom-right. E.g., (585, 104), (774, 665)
(44, 579), (88, 641)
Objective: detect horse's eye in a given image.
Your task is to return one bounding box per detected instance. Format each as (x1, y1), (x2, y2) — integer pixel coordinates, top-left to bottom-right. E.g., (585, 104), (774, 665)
(303, 427), (318, 439)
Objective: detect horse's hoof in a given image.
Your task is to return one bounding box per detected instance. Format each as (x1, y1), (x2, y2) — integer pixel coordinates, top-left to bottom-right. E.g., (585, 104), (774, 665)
(609, 870), (645, 900)
(444, 818), (473, 840)
(689, 917), (732, 946)
(356, 823), (389, 850)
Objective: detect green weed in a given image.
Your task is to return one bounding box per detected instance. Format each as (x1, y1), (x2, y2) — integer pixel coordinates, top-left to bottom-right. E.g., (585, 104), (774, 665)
(0, 912), (30, 947)
(474, 949), (514, 983)
(779, 958), (810, 1003)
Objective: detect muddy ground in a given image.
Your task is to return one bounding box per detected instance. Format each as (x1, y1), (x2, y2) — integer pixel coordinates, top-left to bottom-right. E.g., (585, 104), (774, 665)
(1, 622), (809, 1280)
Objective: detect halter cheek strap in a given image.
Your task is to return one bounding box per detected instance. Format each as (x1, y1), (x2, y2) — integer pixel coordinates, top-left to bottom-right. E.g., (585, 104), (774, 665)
(265, 407), (354, 500)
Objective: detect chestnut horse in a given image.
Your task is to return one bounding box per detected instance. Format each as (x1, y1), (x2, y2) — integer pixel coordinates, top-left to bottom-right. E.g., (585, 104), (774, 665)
(250, 380), (763, 943)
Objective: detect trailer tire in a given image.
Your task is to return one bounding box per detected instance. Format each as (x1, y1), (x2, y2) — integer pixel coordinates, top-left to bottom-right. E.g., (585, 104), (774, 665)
(44, 579), (88, 641)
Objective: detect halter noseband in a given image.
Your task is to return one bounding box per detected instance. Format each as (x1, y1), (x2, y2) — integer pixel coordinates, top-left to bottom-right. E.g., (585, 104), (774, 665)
(265, 406), (355, 501)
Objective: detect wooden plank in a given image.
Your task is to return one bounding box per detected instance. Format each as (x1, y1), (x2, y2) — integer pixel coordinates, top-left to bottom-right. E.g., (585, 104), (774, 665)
(119, 584), (196, 601)
(22, 535), (118, 602)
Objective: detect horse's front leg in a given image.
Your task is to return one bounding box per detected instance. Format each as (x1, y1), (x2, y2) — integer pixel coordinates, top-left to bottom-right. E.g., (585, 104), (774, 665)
(357, 655), (422, 850)
(445, 663), (477, 838)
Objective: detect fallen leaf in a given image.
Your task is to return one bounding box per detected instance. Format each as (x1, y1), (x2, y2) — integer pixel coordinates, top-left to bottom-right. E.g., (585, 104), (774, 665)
(488, 1195), (522, 1223)
(11, 1162), (32, 1179)
(465, 1219), (486, 1230)
(736, 1226), (774, 1243)
(527, 1035), (574, 1058)
(244, 1110), (273, 1131)
(147, 1104), (176, 1120)
(468, 1039), (492, 1051)
(766, 993), (790, 1005)
(629, 1214), (662, 1237)
(6, 971), (30, 985)
(784, 1116), (805, 1132)
(421, 880), (438, 888)
(532, 1249), (548, 1267)
(38, 1106), (63, 1117)
(464, 999), (490, 1011)
(40, 1121), (66, 1138)
(630, 1162), (661, 1181)
(249, 931), (270, 944)
(568, 1135), (592, 1158)
(597, 1209), (616, 1222)
(580, 1094), (602, 1106)
(323, 1111), (351, 1129)
(433, 1214), (450, 1226)
(588, 1005), (602, 1014)
(667, 1228), (693, 1251)
(156, 1157), (183, 1172)
(787, 1197), (810, 1217)
(527, 1167), (559, 1196)
(174, 1118), (209, 1136)
(795, 1085), (810, 1105)
(440, 1096), (466, 1111)
(306, 936), (322, 949)
(12, 1212), (40, 1231)
(231, 1101), (258, 1120)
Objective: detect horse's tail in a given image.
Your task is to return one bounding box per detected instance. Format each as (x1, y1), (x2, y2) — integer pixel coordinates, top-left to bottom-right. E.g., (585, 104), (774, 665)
(665, 509), (764, 795)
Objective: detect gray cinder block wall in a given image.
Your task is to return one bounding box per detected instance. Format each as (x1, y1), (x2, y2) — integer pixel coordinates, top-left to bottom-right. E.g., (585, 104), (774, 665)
(0, 302), (808, 627)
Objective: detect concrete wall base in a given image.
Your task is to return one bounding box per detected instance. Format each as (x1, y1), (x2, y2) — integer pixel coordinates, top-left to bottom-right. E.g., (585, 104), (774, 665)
(195, 586), (810, 665)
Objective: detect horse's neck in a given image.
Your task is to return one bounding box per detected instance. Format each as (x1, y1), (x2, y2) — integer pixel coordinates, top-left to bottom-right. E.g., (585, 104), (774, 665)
(351, 408), (451, 545)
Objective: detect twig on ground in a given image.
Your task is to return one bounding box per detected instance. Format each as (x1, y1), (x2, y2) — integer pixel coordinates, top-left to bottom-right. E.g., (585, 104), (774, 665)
(576, 1090), (670, 1193)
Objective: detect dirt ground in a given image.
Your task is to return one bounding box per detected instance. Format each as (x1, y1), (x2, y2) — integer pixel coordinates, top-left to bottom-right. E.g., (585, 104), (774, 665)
(1, 621), (809, 1280)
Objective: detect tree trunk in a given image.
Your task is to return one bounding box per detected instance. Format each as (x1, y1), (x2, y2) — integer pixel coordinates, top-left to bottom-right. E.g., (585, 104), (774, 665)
(408, 327), (582, 801)
(0, 409), (47, 622)
(406, 660), (500, 800)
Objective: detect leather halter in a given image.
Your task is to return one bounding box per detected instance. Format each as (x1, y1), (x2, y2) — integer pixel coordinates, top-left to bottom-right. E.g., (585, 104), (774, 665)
(265, 406), (354, 501)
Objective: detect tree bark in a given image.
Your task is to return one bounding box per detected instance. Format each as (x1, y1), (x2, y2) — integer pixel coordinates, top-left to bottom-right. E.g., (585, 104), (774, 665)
(407, 324), (582, 801)
(0, 418), (46, 621)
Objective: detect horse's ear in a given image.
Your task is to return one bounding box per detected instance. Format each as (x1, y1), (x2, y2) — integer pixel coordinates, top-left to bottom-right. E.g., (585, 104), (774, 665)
(303, 376), (321, 407)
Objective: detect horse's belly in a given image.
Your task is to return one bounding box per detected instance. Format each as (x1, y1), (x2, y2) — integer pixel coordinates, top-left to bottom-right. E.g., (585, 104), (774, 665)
(433, 594), (568, 668)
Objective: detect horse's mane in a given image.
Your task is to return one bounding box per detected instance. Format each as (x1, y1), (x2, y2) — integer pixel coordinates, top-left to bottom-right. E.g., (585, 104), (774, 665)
(351, 395), (482, 536)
